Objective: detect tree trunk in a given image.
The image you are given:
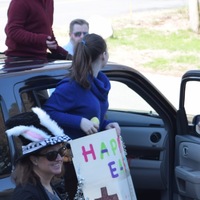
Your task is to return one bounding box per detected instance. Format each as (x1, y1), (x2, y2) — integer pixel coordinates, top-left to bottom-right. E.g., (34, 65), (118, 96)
(188, 0), (200, 33)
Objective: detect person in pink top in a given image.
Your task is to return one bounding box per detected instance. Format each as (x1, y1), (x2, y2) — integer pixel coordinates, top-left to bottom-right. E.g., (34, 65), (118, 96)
(4, 0), (72, 67)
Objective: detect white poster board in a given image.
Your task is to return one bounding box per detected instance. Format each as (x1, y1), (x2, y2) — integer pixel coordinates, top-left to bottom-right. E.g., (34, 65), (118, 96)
(70, 128), (137, 200)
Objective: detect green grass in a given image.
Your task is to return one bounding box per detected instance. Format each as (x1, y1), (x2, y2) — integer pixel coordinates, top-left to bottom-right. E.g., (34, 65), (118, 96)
(144, 58), (171, 71)
(144, 54), (200, 70)
(106, 24), (200, 72)
(107, 28), (200, 52)
(173, 55), (199, 64)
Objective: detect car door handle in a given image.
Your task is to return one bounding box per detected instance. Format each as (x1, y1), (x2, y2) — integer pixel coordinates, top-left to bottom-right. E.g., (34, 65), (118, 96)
(183, 146), (188, 157)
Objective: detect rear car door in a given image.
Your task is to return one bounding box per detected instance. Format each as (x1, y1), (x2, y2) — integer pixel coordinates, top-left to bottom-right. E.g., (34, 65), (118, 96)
(175, 70), (200, 200)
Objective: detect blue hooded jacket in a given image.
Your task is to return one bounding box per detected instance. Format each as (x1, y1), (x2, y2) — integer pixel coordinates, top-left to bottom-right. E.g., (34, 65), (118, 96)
(43, 71), (111, 139)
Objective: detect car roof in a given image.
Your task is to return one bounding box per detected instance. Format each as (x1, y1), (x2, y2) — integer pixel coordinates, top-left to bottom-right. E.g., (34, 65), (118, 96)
(0, 57), (70, 74)
(0, 54), (137, 77)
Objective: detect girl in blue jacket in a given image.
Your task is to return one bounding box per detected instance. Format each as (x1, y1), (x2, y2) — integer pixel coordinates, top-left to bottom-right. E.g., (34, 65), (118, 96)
(42, 33), (120, 199)
(43, 33), (120, 139)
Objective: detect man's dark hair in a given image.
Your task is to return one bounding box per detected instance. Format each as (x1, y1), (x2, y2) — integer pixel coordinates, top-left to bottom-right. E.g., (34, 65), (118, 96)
(69, 19), (89, 33)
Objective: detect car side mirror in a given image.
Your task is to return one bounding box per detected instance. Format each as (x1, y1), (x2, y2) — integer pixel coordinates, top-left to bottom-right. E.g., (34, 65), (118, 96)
(192, 115), (200, 135)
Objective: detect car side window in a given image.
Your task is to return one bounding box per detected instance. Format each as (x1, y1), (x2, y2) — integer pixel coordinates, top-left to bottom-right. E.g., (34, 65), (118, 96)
(0, 105), (12, 176)
(108, 81), (158, 115)
(21, 90), (49, 111)
(184, 81), (200, 123)
(20, 81), (158, 116)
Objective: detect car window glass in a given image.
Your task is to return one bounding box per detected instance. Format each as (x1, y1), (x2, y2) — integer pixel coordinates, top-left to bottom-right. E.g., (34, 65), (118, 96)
(20, 81), (158, 116)
(21, 90), (49, 111)
(184, 81), (200, 123)
(108, 81), (158, 115)
(21, 92), (35, 112)
(0, 105), (12, 176)
(48, 88), (55, 94)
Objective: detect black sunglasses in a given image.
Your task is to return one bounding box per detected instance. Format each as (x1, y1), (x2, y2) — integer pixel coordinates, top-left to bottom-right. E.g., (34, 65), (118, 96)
(73, 32), (88, 37)
(37, 146), (67, 161)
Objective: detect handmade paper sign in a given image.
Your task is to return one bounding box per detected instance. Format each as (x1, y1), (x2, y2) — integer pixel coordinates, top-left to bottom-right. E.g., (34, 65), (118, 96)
(70, 128), (137, 200)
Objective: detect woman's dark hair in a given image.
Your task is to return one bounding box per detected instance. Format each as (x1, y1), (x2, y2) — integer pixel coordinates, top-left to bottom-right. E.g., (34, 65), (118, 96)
(11, 152), (65, 186)
(71, 33), (107, 89)
(11, 157), (39, 185)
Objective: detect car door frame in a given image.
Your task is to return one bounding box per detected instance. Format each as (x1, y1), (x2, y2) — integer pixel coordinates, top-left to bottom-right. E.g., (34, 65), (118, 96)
(103, 65), (178, 199)
(175, 70), (200, 199)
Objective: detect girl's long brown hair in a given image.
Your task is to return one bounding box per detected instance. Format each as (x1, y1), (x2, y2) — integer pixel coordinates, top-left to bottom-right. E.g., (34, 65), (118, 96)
(11, 157), (39, 185)
(70, 33), (107, 89)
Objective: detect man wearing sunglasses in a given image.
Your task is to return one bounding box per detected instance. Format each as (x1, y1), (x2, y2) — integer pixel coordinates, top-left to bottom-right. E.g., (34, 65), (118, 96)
(5, 107), (71, 200)
(63, 19), (89, 56)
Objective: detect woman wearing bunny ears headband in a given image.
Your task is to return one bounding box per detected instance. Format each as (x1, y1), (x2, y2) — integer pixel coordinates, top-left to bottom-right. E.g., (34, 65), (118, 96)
(5, 107), (71, 200)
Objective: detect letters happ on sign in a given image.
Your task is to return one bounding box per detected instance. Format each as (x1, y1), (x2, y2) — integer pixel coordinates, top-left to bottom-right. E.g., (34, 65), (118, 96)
(70, 128), (137, 200)
(81, 134), (127, 179)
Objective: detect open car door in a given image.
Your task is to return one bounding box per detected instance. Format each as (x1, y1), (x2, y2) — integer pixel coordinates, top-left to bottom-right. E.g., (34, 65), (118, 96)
(175, 70), (200, 200)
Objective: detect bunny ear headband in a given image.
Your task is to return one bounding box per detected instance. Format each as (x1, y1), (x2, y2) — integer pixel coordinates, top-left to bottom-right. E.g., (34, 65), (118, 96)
(6, 107), (71, 158)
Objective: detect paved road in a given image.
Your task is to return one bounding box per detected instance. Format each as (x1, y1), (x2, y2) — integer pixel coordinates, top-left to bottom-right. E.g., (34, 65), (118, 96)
(143, 72), (181, 109)
(52, 0), (188, 27)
